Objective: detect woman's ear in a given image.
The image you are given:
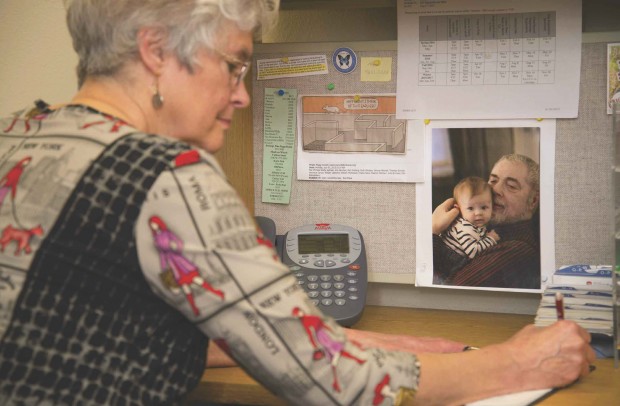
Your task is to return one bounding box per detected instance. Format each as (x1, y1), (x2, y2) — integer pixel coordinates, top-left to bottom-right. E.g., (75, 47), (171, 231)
(136, 26), (167, 75)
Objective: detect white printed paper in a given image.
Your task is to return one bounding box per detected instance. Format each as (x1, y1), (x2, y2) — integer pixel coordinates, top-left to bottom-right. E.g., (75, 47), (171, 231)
(296, 94), (424, 183)
(397, 0), (582, 119)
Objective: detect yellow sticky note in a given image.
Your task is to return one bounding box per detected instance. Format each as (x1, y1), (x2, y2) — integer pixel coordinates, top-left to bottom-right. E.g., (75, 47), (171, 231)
(361, 57), (392, 82)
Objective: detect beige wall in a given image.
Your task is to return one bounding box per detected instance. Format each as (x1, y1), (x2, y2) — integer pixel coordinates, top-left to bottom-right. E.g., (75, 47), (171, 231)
(0, 0), (77, 116)
(264, 7), (396, 43)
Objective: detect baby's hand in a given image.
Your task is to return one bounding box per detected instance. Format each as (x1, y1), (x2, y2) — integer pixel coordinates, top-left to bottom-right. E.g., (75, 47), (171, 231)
(488, 229), (500, 242)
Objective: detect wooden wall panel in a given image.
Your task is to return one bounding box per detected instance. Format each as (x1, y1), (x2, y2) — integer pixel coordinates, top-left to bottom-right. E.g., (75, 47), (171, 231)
(214, 74), (255, 214)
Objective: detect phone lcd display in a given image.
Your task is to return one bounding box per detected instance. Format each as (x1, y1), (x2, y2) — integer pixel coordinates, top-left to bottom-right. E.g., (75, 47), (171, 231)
(298, 234), (349, 254)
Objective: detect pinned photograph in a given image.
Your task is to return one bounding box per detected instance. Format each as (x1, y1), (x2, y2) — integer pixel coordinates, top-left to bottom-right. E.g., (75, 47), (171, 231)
(415, 119), (556, 292)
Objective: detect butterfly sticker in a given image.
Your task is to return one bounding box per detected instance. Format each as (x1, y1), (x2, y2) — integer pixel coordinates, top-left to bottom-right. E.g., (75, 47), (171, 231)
(337, 54), (351, 69)
(332, 47), (357, 74)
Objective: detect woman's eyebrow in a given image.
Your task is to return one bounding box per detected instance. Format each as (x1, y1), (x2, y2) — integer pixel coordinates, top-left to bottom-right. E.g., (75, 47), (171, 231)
(236, 48), (252, 62)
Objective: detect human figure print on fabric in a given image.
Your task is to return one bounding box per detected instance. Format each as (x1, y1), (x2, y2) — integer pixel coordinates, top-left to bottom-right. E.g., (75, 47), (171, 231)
(0, 155), (45, 257)
(149, 215), (225, 316)
(373, 373), (417, 406)
(0, 156), (31, 213)
(292, 306), (367, 392)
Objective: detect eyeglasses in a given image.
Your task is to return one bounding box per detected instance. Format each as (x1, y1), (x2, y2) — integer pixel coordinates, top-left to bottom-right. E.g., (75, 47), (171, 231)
(213, 49), (250, 88)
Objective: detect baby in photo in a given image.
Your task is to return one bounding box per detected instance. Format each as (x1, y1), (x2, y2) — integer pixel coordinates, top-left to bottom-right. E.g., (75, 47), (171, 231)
(441, 176), (500, 263)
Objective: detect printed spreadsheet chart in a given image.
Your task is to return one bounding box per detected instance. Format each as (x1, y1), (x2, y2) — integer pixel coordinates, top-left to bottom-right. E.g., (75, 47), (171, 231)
(418, 12), (556, 86)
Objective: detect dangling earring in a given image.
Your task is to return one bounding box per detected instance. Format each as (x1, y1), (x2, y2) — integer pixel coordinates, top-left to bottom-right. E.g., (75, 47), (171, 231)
(151, 78), (164, 109)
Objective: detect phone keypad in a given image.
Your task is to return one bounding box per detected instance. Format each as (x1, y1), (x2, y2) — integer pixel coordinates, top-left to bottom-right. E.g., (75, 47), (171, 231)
(291, 267), (360, 307)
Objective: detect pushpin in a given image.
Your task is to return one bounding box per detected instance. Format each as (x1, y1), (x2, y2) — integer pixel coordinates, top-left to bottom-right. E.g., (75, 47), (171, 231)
(536, 118), (543, 122)
(424, 119), (431, 125)
(327, 83), (335, 91)
(277, 89), (285, 96)
(280, 57), (289, 63)
(353, 95), (361, 102)
(373, 59), (381, 66)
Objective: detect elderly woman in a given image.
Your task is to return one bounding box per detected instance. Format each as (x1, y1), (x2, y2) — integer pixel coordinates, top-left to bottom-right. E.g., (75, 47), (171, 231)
(0, 0), (594, 405)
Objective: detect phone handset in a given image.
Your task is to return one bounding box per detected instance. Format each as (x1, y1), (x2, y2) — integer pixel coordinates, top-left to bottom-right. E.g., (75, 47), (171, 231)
(255, 216), (277, 246)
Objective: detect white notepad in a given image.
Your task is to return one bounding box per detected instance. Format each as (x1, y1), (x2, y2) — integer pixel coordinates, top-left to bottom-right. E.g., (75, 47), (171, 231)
(466, 388), (554, 406)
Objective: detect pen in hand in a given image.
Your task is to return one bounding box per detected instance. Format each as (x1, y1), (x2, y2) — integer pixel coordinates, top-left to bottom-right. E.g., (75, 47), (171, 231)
(554, 292), (596, 374)
(555, 292), (565, 320)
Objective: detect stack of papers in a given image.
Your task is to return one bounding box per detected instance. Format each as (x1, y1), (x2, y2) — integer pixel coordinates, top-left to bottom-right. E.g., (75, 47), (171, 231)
(535, 265), (614, 337)
(534, 284), (613, 335)
(551, 264), (613, 286)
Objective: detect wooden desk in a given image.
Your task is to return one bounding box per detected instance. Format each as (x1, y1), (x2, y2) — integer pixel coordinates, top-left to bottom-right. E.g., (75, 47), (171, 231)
(186, 306), (619, 405)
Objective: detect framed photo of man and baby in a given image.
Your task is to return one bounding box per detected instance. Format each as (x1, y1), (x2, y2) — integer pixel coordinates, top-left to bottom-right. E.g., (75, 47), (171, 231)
(415, 119), (556, 292)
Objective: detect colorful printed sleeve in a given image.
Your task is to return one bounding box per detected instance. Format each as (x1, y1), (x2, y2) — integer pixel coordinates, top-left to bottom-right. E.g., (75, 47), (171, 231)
(135, 150), (420, 405)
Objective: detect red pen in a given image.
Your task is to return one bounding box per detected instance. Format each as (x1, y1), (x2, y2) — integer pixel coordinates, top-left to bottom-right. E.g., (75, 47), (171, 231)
(555, 292), (565, 320)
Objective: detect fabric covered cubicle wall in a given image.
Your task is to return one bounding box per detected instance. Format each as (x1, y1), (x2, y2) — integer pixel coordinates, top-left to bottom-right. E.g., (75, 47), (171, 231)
(252, 40), (613, 288)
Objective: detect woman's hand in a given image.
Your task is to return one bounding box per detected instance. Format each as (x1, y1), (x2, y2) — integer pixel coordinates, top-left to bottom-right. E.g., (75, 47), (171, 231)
(413, 321), (595, 406)
(500, 321), (596, 388)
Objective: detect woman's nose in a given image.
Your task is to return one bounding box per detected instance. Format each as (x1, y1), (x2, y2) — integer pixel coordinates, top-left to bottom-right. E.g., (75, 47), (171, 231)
(231, 79), (251, 108)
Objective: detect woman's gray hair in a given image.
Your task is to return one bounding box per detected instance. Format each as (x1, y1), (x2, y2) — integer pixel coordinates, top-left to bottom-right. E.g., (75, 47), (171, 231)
(64, 0), (279, 86)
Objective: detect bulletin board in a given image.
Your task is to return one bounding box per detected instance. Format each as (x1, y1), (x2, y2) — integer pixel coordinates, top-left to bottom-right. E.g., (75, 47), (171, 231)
(252, 40), (614, 285)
